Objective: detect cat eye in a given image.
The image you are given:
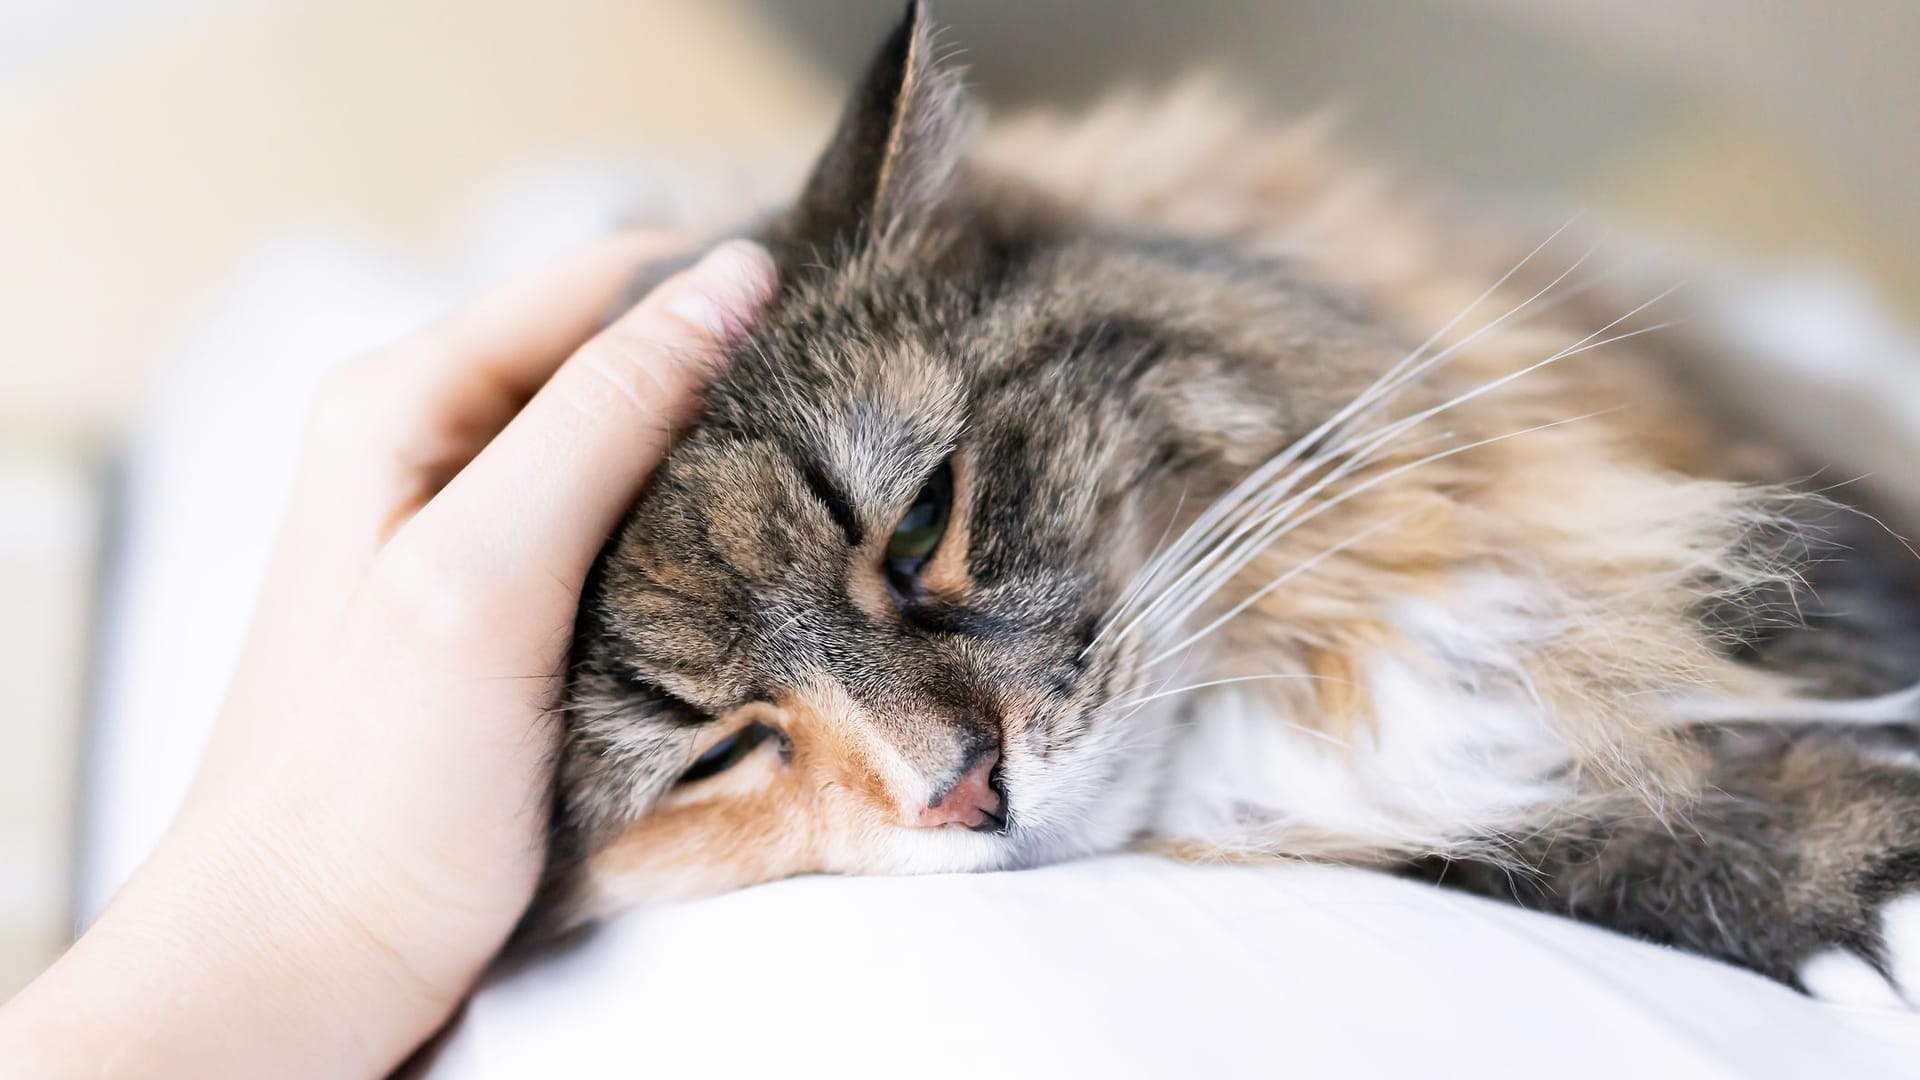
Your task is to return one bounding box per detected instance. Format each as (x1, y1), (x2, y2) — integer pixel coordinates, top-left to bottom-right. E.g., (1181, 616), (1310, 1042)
(676, 722), (779, 786)
(885, 460), (953, 592)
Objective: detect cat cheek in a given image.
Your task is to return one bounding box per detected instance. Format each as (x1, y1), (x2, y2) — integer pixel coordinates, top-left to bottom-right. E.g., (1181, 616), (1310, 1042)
(581, 776), (821, 907)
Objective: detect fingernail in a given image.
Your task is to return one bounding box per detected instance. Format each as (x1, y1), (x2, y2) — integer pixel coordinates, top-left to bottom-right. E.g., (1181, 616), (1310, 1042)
(665, 240), (778, 339)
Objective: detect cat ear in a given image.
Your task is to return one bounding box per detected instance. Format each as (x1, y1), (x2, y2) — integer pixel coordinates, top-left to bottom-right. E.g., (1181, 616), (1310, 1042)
(779, 1), (970, 266)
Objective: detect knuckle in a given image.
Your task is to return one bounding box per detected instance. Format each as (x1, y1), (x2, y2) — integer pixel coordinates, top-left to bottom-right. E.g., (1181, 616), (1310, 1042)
(565, 336), (680, 422)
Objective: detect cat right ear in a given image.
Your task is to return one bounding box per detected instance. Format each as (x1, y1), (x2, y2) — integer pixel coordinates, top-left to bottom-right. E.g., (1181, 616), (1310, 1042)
(774, 1), (971, 271)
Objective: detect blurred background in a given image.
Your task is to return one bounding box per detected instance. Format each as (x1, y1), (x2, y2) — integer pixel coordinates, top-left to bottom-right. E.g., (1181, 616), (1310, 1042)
(3, 0), (1917, 994)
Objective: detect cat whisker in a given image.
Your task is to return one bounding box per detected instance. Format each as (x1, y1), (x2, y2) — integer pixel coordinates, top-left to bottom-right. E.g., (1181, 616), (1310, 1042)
(1112, 675), (1354, 748)
(1367, 211), (1587, 400)
(1107, 646), (1205, 711)
(1117, 415), (1455, 650)
(1135, 298), (1681, 646)
(1305, 261), (1657, 493)
(1345, 295), (1682, 458)
(1129, 425), (1439, 644)
(1136, 408), (1625, 654)
(1094, 221), (1593, 655)
(1089, 482), (1193, 661)
(1104, 415), (1413, 653)
(1329, 242), (1599, 440)
(1512, 248), (1668, 327)
(1090, 226), (1671, 704)
(1144, 514), (1412, 667)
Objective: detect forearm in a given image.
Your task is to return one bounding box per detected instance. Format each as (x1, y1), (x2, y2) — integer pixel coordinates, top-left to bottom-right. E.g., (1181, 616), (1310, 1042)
(0, 813), (449, 1079)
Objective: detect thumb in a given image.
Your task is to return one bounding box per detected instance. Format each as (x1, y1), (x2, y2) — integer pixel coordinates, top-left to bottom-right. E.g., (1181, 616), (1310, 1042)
(397, 239), (778, 591)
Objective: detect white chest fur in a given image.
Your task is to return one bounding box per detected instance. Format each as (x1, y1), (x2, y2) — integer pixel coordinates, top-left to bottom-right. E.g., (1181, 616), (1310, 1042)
(1152, 573), (1581, 854)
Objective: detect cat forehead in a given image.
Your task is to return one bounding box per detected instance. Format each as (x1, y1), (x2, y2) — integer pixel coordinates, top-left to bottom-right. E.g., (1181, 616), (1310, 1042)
(672, 229), (1389, 528)
(697, 233), (1144, 429)
(690, 347), (965, 525)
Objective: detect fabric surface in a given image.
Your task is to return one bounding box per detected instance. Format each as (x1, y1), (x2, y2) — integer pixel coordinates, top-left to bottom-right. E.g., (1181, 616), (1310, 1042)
(430, 857), (1918, 1079)
(86, 198), (1920, 1078)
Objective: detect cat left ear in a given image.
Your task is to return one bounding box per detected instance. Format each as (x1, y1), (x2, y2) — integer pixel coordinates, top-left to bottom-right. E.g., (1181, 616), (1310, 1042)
(776, 1), (971, 269)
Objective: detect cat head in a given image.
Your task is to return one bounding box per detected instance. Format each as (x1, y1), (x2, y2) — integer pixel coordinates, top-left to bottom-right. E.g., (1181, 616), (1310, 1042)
(532, 1), (1400, 932)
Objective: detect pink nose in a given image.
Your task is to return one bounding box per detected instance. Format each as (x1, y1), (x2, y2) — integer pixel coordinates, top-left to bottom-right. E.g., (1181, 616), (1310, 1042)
(915, 750), (1005, 832)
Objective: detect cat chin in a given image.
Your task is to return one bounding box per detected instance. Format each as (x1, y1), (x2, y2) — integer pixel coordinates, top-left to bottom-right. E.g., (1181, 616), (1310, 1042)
(993, 695), (1188, 864)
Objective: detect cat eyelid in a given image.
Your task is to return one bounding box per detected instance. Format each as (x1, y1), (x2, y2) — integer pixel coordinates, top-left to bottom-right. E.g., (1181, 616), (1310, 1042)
(675, 721), (784, 786)
(793, 451), (864, 547)
(610, 665), (714, 726)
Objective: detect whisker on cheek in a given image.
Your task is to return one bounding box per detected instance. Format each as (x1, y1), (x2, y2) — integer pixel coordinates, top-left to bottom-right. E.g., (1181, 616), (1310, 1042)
(1099, 275), (1674, 669)
(1086, 216), (1592, 655)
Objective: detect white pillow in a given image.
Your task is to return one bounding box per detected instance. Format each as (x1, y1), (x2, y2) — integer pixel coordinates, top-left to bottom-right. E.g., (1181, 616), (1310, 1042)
(430, 857), (1919, 1079)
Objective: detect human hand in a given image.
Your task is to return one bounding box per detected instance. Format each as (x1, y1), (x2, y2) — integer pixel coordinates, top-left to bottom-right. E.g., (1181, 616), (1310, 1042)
(0, 234), (777, 1078)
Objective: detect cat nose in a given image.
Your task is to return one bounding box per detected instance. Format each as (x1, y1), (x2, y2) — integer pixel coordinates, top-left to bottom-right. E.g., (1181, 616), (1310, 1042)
(915, 748), (1005, 833)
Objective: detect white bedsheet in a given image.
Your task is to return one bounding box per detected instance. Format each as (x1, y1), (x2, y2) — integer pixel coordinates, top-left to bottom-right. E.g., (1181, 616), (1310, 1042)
(86, 200), (1920, 1079)
(432, 858), (1918, 1079)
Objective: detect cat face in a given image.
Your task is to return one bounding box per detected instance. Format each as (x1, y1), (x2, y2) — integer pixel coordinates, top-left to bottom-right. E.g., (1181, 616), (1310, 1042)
(532, 3), (1396, 931)
(563, 251), (1178, 903)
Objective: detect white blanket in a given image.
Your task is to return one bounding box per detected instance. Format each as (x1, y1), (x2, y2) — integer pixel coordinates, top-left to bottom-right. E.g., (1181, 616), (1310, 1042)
(86, 199), (1920, 1079)
(434, 858), (1918, 1079)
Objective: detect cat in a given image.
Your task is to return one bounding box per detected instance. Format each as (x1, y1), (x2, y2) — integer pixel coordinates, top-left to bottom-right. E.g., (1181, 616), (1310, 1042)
(526, 1), (1920, 1004)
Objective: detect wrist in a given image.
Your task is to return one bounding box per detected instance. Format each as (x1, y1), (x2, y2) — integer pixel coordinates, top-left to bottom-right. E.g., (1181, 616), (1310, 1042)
(155, 791), (466, 1049)
(1, 797), (460, 1079)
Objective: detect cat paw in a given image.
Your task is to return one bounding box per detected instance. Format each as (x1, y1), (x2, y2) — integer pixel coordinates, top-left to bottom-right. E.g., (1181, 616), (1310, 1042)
(1799, 894), (1920, 1009)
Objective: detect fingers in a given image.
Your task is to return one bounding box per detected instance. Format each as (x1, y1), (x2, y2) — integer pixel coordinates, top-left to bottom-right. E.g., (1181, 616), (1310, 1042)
(409, 230), (691, 400)
(302, 231), (691, 527)
(388, 240), (778, 599)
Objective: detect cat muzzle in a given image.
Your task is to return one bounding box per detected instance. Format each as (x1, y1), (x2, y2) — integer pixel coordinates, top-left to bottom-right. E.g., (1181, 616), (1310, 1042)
(916, 748), (1007, 833)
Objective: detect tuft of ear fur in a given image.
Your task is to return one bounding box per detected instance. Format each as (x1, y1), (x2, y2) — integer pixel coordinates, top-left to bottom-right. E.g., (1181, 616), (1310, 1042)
(773, 1), (972, 271)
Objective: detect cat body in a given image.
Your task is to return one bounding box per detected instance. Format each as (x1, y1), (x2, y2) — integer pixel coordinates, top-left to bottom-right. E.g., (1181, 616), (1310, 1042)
(533, 3), (1920, 1004)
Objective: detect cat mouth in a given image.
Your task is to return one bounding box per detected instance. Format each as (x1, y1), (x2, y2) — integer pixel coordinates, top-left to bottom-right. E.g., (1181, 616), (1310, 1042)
(977, 759), (1010, 833)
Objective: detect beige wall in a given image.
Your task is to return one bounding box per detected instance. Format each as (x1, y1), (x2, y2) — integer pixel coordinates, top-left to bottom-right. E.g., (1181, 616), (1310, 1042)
(1485, 0), (1920, 316)
(0, 0), (836, 448)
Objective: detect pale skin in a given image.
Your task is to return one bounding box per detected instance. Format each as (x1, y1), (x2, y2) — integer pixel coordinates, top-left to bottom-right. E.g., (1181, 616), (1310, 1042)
(0, 234), (778, 1078)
